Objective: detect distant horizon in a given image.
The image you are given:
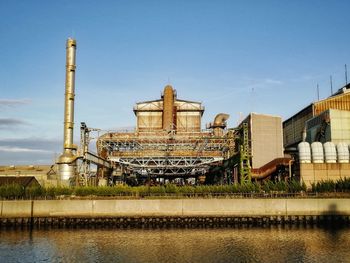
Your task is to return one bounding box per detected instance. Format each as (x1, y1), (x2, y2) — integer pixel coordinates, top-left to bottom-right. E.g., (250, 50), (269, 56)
(1, 0), (349, 164)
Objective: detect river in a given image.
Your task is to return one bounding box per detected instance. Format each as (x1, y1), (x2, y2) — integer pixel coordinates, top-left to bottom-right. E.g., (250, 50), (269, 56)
(0, 226), (349, 263)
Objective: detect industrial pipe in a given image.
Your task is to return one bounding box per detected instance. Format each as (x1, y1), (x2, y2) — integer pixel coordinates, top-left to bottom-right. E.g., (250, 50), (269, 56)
(163, 85), (175, 131)
(212, 113), (229, 136)
(251, 158), (292, 180)
(57, 38), (77, 184)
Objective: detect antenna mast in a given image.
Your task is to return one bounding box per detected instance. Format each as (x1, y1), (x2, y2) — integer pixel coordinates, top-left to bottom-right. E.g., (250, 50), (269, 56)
(345, 64), (348, 85)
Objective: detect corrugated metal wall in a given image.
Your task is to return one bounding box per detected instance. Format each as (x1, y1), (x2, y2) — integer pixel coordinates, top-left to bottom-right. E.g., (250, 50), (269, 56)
(137, 112), (163, 132)
(283, 106), (313, 147)
(134, 98), (203, 132)
(314, 93), (350, 115)
(283, 92), (350, 147)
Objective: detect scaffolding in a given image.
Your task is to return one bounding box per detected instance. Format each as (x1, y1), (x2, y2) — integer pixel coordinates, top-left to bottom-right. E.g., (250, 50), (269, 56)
(239, 122), (251, 182)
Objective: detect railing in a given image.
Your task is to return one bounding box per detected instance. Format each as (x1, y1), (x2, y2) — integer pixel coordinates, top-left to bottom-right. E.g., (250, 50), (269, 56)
(2, 191), (350, 200)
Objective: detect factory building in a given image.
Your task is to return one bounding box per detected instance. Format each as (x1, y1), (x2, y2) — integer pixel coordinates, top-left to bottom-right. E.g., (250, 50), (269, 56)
(134, 85), (204, 133)
(283, 84), (350, 187)
(305, 109), (350, 144)
(97, 85), (232, 184)
(49, 38), (349, 187)
(0, 165), (57, 187)
(283, 83), (350, 149)
(225, 113), (288, 183)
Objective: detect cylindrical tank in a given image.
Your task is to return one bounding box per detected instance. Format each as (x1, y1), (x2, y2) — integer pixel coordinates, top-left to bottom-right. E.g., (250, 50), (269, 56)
(162, 85), (174, 131)
(324, 142), (337, 163)
(298, 142), (311, 163)
(311, 142), (324, 163)
(58, 163), (76, 182)
(337, 143), (349, 163)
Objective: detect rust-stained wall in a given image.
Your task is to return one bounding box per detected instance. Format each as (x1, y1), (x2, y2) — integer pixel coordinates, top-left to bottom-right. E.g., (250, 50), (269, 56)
(133, 86), (204, 132)
(163, 85), (175, 131)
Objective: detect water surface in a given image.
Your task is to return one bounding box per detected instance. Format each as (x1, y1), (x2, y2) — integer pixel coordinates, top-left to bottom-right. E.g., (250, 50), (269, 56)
(0, 226), (349, 263)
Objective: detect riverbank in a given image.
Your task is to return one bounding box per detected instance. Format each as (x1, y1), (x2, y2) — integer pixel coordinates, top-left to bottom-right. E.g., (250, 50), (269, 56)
(1, 198), (350, 227)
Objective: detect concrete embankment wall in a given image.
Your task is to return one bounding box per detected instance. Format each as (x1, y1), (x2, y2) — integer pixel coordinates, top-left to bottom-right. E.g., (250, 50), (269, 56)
(1, 199), (349, 218)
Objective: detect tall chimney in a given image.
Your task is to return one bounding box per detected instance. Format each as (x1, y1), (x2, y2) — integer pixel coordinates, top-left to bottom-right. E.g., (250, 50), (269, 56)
(57, 38), (77, 185)
(162, 85), (174, 131)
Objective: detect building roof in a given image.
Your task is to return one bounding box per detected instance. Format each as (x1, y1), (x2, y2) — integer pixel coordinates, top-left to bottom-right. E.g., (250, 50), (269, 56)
(283, 104), (313, 125)
(0, 176), (40, 187)
(283, 83), (350, 124)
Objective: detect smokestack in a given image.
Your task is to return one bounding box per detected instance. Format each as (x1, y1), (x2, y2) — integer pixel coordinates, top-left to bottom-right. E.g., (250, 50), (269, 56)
(57, 38), (77, 185)
(163, 85), (175, 131)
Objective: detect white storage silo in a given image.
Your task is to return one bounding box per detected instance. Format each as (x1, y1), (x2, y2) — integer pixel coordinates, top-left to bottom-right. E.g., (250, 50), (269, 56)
(298, 142), (311, 163)
(311, 142), (324, 163)
(337, 143), (349, 163)
(324, 142), (337, 163)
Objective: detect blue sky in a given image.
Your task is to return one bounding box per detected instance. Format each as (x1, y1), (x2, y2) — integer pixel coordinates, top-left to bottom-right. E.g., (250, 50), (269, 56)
(0, 0), (349, 164)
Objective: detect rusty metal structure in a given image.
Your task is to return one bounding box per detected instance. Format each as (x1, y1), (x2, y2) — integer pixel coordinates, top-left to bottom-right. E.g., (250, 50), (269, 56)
(97, 86), (233, 183)
(54, 38), (289, 186)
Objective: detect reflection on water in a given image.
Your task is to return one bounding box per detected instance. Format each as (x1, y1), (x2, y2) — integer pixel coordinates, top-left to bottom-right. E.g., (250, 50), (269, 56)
(0, 226), (349, 263)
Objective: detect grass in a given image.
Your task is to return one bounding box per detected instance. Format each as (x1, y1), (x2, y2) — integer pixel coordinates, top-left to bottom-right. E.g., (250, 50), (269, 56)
(0, 178), (349, 200)
(311, 178), (350, 193)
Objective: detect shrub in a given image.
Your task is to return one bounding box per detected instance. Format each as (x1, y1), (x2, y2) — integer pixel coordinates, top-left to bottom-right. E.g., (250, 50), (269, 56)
(45, 187), (57, 198)
(74, 186), (97, 196)
(149, 186), (166, 195)
(335, 178), (350, 192)
(178, 185), (195, 194)
(0, 184), (25, 199)
(54, 186), (73, 196)
(165, 184), (179, 194)
(25, 186), (45, 199)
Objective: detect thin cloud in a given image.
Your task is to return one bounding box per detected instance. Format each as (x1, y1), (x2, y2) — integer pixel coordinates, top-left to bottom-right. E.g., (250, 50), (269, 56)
(264, 78), (283, 85)
(0, 118), (29, 129)
(0, 137), (60, 150)
(0, 99), (31, 109)
(0, 118), (27, 125)
(0, 137), (61, 165)
(0, 146), (52, 154)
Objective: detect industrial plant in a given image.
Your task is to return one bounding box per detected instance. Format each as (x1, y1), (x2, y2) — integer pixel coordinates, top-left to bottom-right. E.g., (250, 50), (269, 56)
(1, 38), (350, 189)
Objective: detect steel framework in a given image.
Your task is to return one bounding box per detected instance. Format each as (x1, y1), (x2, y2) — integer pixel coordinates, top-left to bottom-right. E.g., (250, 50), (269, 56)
(97, 131), (234, 178)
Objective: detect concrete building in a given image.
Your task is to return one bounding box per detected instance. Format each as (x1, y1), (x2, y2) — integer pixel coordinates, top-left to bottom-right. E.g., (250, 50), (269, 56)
(244, 113), (284, 169)
(299, 163), (350, 188)
(285, 84), (350, 187)
(306, 109), (350, 144)
(226, 113), (288, 183)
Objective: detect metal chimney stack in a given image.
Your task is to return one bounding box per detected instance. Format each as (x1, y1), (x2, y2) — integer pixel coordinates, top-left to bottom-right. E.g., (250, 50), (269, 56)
(57, 38), (77, 185)
(162, 85), (175, 131)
